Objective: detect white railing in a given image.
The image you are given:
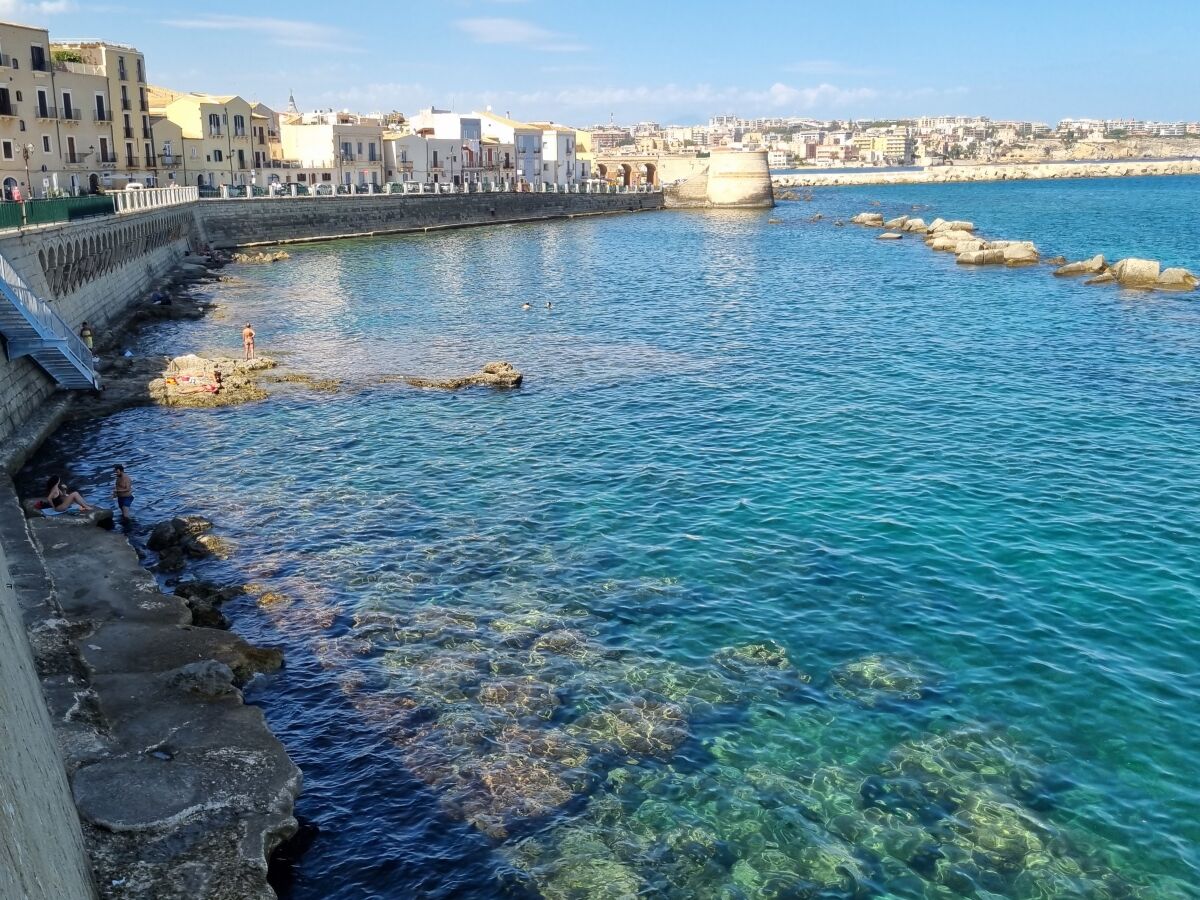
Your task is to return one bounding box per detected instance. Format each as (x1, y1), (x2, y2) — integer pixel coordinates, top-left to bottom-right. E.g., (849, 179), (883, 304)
(0, 251), (98, 387)
(201, 181), (662, 201)
(113, 186), (199, 214)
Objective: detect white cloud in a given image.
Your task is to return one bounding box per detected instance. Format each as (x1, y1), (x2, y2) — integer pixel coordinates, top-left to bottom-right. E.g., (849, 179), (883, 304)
(0, 0), (74, 13)
(160, 15), (351, 51)
(454, 17), (587, 53)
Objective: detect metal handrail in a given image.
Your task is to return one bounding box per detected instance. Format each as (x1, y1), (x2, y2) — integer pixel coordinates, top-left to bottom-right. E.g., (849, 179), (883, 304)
(0, 252), (97, 387)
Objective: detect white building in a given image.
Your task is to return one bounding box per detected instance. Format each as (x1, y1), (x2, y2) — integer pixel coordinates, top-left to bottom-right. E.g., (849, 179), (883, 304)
(279, 110), (385, 188)
(476, 110), (543, 185)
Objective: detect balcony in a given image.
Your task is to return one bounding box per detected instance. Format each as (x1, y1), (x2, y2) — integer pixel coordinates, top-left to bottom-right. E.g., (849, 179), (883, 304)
(123, 126), (134, 139)
(209, 129), (223, 138)
(31, 57), (50, 73)
(0, 103), (18, 118)
(144, 154), (155, 168)
(232, 130), (249, 141)
(120, 98), (131, 111)
(0, 54), (10, 67)
(124, 155), (139, 168)
(98, 152), (118, 166)
(35, 105), (58, 119)
(60, 109), (82, 123)
(159, 154), (178, 166)
(94, 110), (112, 122)
(142, 127), (151, 139)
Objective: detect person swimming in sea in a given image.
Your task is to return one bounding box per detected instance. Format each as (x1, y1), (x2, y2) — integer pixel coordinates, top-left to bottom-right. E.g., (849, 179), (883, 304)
(521, 303), (532, 311)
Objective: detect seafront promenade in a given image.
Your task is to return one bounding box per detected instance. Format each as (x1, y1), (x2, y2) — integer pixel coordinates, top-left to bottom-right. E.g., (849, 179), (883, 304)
(774, 157), (1200, 187)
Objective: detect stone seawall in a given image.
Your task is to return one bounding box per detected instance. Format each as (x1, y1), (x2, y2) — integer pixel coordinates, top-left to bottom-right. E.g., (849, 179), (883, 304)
(774, 158), (1200, 188)
(194, 190), (663, 248)
(0, 502), (96, 900)
(0, 208), (197, 457)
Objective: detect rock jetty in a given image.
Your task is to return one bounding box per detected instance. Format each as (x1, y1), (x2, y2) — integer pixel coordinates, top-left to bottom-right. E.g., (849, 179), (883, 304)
(853, 209), (1199, 293)
(401, 361), (523, 390)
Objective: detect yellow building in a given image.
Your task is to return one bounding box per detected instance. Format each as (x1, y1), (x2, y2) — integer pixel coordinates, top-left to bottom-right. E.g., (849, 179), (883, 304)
(51, 40), (155, 187)
(149, 90), (255, 188)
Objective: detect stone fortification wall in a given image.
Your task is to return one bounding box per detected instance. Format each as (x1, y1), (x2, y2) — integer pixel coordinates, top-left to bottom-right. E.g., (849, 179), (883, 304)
(0, 208), (196, 454)
(194, 190), (663, 248)
(0, 503), (96, 900)
(664, 151), (775, 209)
(774, 158), (1200, 188)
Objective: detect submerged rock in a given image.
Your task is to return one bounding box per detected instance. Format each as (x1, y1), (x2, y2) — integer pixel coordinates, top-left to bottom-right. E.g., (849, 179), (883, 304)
(569, 696), (689, 759)
(232, 250), (290, 263)
(830, 654), (928, 706)
(402, 361), (523, 390)
(877, 232), (903, 240)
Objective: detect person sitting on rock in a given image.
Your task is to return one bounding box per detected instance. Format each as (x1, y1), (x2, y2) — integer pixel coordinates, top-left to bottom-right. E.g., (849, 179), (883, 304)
(45, 475), (95, 513)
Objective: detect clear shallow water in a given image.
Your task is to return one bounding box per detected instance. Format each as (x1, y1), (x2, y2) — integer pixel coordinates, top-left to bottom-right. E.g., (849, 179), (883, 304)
(23, 177), (1200, 898)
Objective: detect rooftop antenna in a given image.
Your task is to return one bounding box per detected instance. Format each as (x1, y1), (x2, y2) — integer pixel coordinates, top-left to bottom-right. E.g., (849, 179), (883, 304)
(286, 89), (298, 115)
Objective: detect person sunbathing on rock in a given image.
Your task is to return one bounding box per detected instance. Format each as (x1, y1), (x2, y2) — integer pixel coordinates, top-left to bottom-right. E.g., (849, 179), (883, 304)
(45, 476), (95, 512)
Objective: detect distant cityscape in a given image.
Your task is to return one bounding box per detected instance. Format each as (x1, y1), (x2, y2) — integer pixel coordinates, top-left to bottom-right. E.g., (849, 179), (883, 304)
(591, 115), (1200, 168)
(2, 15), (1197, 201)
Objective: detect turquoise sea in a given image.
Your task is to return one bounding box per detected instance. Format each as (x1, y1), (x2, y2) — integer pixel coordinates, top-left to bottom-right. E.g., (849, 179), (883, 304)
(24, 176), (1200, 898)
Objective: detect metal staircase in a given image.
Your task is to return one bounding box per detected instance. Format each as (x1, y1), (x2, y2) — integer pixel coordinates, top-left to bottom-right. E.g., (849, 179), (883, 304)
(0, 252), (100, 390)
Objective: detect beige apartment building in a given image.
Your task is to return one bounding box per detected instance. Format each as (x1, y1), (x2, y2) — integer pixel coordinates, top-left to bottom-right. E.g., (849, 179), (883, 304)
(279, 110), (385, 188)
(0, 20), (158, 197)
(149, 88), (256, 188)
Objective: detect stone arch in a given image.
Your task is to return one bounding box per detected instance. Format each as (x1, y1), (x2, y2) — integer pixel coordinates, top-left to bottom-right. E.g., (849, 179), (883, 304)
(620, 164), (632, 187)
(641, 162), (657, 186)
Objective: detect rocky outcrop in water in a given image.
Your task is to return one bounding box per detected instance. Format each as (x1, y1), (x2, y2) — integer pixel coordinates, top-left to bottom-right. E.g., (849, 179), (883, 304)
(148, 355), (277, 408)
(232, 250), (290, 264)
(402, 361), (524, 390)
(1054, 254), (1107, 277)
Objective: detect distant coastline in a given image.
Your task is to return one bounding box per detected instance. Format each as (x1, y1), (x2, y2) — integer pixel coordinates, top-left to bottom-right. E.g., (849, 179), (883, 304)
(774, 158), (1200, 188)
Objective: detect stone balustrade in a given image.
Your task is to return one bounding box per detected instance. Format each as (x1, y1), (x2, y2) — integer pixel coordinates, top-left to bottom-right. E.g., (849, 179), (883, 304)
(112, 186), (200, 215)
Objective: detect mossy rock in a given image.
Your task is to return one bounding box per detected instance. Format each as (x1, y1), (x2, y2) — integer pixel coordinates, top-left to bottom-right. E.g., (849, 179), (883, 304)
(829, 653), (927, 706)
(569, 696), (689, 759)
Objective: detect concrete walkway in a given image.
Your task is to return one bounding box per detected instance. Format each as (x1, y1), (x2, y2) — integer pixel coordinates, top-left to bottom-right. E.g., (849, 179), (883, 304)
(0, 479), (301, 900)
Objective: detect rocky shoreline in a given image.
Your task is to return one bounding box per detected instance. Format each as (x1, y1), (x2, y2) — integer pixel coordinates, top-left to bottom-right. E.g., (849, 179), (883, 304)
(2, 252), (307, 900)
(775, 157), (1200, 188)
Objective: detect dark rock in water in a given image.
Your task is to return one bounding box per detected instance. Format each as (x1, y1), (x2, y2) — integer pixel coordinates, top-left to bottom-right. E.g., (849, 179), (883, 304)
(175, 581), (240, 629)
(148, 520), (177, 551)
(402, 361), (523, 390)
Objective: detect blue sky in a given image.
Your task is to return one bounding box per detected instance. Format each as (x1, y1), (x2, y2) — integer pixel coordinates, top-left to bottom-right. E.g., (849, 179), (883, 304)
(10, 0), (1199, 125)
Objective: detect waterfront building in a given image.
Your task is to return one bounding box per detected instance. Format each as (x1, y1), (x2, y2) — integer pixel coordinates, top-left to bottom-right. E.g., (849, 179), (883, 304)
(0, 21), (156, 197)
(476, 110), (543, 186)
(250, 102), (295, 181)
(526, 122), (580, 184)
(51, 39), (154, 188)
(279, 110), (386, 189)
(148, 89), (255, 188)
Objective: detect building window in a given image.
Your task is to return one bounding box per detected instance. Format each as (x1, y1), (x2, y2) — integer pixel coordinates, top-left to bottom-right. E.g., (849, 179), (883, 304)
(213, 149), (223, 162)
(42, 135), (50, 152)
(136, 59), (144, 82)
(118, 56), (127, 80)
(233, 114), (245, 136)
(208, 113), (221, 136)
(1, 140), (12, 159)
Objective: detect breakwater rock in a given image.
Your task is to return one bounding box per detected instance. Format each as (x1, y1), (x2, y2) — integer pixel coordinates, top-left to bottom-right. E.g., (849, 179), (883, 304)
(401, 361), (524, 390)
(149, 355), (278, 408)
(232, 250), (290, 264)
(775, 157), (1200, 188)
(853, 210), (1198, 292)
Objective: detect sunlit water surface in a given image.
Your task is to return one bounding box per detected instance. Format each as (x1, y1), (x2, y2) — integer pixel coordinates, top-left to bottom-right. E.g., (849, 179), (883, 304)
(24, 177), (1200, 899)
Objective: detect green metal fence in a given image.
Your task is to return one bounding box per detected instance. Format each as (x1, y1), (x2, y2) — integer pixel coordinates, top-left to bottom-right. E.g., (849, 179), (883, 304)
(0, 195), (116, 229)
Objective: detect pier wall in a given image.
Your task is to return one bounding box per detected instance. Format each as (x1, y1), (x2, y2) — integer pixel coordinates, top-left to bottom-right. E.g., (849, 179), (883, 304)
(773, 157), (1200, 188)
(0, 510), (96, 900)
(0, 207), (196, 456)
(193, 190), (664, 248)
